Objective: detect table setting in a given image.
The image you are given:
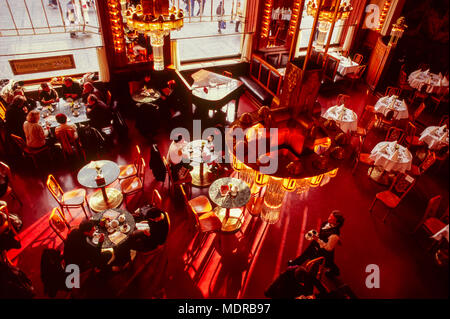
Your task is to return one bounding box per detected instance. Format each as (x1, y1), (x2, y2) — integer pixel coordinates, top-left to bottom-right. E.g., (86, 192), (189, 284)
(38, 98), (88, 129)
(419, 125), (449, 151)
(322, 105), (358, 134)
(89, 208), (135, 249)
(370, 141), (413, 173)
(183, 139), (220, 187)
(408, 69), (449, 95)
(374, 95), (409, 120)
(328, 52), (360, 76)
(132, 87), (161, 104)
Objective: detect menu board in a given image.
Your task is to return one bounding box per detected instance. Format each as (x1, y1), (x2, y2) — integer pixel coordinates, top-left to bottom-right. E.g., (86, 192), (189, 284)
(9, 54), (76, 75)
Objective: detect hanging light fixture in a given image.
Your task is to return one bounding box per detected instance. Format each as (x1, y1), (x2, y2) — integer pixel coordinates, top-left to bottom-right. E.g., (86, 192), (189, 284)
(306, 0), (353, 23)
(282, 178), (297, 192)
(125, 0), (184, 71)
(255, 172), (270, 187)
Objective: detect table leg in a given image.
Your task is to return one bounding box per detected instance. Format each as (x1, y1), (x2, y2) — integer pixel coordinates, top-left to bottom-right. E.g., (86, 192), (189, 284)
(200, 162), (204, 183)
(101, 187), (109, 204)
(89, 187), (124, 213)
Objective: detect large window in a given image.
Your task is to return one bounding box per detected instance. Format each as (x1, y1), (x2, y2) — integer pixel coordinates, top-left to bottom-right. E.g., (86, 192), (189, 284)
(0, 0), (103, 81)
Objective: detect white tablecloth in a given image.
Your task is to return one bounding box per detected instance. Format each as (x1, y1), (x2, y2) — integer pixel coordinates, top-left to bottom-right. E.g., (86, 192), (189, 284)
(408, 69), (449, 95)
(374, 95), (409, 120)
(432, 225), (449, 242)
(328, 52), (360, 76)
(322, 105), (358, 133)
(419, 126), (449, 150)
(182, 139), (219, 166)
(370, 141), (412, 173)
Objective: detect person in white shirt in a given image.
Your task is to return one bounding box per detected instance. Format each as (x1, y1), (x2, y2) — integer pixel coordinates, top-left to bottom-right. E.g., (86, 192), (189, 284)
(288, 210), (344, 277)
(167, 135), (192, 181)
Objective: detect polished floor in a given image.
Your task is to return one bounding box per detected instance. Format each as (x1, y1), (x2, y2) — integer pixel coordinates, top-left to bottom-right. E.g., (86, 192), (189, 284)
(2, 81), (449, 299)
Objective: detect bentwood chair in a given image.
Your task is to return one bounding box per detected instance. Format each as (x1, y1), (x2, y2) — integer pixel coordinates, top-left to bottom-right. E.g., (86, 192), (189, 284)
(323, 55), (340, 82)
(346, 65), (366, 89)
(46, 175), (90, 219)
(336, 94), (350, 106)
(384, 127), (405, 142)
(0, 161), (22, 207)
(49, 207), (71, 242)
(385, 86), (401, 97)
(410, 102), (427, 127)
(401, 122), (424, 148)
(369, 173), (416, 223)
(120, 157), (146, 205)
(151, 188), (163, 209)
(352, 136), (375, 175)
(352, 53), (364, 65)
(10, 134), (49, 169)
(118, 145), (142, 181)
(409, 150), (436, 177)
(162, 156), (192, 198)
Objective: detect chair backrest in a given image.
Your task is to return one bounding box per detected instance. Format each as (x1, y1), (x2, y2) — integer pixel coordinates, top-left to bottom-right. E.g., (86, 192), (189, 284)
(385, 127), (404, 142)
(439, 115), (449, 127)
(420, 151), (436, 173)
(304, 256), (325, 276)
(324, 55), (339, 81)
(46, 175), (64, 204)
(354, 65), (367, 78)
(0, 101), (6, 122)
(413, 102), (426, 122)
(137, 157), (146, 181)
(336, 94), (350, 106)
(388, 173), (415, 200)
(106, 90), (112, 106)
(151, 188), (162, 209)
(421, 195), (442, 225)
(179, 184), (200, 228)
(222, 71), (233, 78)
(162, 156), (174, 184)
(128, 81), (141, 96)
(49, 207), (70, 241)
(399, 69), (408, 85)
(352, 53), (363, 64)
(56, 128), (77, 155)
(0, 161), (11, 178)
(10, 134), (26, 151)
(385, 86), (400, 97)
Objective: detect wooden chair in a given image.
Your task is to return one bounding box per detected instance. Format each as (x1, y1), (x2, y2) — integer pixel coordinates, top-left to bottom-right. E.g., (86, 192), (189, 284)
(439, 115), (449, 127)
(385, 127), (405, 142)
(411, 87), (428, 105)
(410, 102), (427, 127)
(151, 188), (162, 209)
(10, 134), (49, 169)
(369, 173), (416, 223)
(120, 157), (146, 203)
(46, 174), (90, 219)
(0, 161), (22, 207)
(346, 65), (366, 89)
(323, 55), (340, 82)
(409, 150), (436, 177)
(430, 94), (449, 113)
(162, 156), (192, 198)
(375, 110), (395, 130)
(398, 66), (414, 96)
(401, 122), (424, 148)
(352, 53), (363, 64)
(55, 129), (86, 162)
(118, 145), (142, 181)
(385, 86), (401, 97)
(413, 195), (443, 234)
(352, 136), (375, 174)
(336, 94), (350, 106)
(354, 115), (376, 147)
(49, 207), (71, 242)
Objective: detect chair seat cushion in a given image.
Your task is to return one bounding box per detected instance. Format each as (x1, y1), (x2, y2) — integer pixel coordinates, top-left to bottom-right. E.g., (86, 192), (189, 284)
(376, 191), (401, 208)
(62, 188), (86, 205)
(198, 212), (222, 233)
(238, 76), (273, 105)
(189, 195), (212, 215)
(424, 217), (446, 235)
(119, 164), (137, 179)
(120, 177), (143, 194)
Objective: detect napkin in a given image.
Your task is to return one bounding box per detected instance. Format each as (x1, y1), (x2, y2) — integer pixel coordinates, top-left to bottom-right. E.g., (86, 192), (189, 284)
(377, 143), (390, 154)
(391, 149), (400, 161)
(109, 231), (127, 245)
(441, 76), (449, 86)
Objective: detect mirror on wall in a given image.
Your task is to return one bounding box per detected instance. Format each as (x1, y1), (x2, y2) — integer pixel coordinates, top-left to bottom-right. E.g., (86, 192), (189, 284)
(264, 0), (294, 48)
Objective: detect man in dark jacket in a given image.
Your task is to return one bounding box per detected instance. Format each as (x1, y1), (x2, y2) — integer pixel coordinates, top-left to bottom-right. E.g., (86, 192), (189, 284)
(86, 94), (112, 130)
(5, 95), (27, 138)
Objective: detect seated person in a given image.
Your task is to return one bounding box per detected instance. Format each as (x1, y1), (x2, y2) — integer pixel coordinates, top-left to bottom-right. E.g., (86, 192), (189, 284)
(23, 110), (48, 150)
(0, 201), (21, 254)
(61, 77), (82, 100)
(38, 82), (59, 106)
(5, 95), (28, 138)
(0, 80), (24, 105)
(55, 113), (79, 154)
(0, 165), (9, 199)
(140, 74), (152, 90)
(167, 135), (192, 181)
(128, 206), (169, 252)
(265, 264), (328, 299)
(86, 94), (112, 130)
(81, 82), (104, 104)
(63, 219), (110, 272)
(13, 88), (36, 110)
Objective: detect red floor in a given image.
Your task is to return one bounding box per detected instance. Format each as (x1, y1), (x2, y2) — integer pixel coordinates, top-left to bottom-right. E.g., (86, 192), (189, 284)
(3, 83), (449, 299)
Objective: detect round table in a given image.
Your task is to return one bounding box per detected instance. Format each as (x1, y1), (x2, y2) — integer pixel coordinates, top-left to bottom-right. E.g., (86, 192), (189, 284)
(419, 126), (449, 150)
(87, 208), (135, 249)
(77, 160), (123, 213)
(408, 70), (449, 95)
(208, 177), (251, 232)
(183, 139), (219, 187)
(132, 88), (161, 104)
(374, 96), (409, 120)
(322, 105), (358, 134)
(369, 141), (412, 185)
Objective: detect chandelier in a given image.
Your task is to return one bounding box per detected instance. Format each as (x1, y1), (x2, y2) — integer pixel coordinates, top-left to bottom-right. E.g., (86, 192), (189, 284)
(124, 0), (184, 70)
(306, 0), (353, 23)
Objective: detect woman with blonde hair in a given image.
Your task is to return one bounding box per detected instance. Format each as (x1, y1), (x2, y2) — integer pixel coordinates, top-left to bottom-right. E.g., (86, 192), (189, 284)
(23, 110), (47, 149)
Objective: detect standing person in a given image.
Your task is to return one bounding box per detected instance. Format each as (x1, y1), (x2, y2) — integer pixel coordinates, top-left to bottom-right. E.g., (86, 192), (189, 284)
(66, 0), (77, 38)
(23, 111), (47, 150)
(167, 135), (192, 181)
(216, 1), (225, 34)
(288, 210), (344, 277)
(38, 83), (59, 106)
(196, 0), (206, 16)
(235, 1), (243, 32)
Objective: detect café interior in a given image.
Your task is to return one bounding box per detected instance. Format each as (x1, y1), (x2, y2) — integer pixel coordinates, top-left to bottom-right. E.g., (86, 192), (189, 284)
(0, 0), (448, 299)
